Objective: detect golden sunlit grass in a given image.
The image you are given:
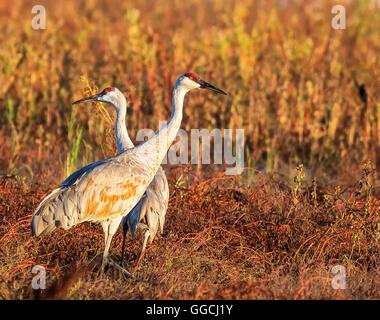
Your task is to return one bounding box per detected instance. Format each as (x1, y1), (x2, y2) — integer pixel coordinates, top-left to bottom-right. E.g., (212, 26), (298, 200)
(0, 0), (379, 179)
(0, 0), (379, 299)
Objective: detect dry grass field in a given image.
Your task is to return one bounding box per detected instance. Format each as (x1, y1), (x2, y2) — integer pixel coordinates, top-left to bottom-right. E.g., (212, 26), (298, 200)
(0, 0), (379, 299)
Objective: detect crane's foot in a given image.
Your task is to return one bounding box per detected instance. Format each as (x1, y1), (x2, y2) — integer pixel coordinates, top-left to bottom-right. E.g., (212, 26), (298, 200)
(119, 253), (127, 268)
(100, 257), (133, 277)
(133, 252), (146, 273)
(108, 257), (133, 277)
(100, 258), (107, 276)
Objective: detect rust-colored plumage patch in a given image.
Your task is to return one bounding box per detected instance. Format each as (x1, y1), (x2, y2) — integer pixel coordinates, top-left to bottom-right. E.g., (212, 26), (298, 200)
(83, 177), (95, 192)
(94, 201), (114, 219)
(85, 199), (98, 217)
(133, 176), (145, 185)
(82, 181), (139, 220)
(120, 182), (137, 190)
(98, 184), (137, 203)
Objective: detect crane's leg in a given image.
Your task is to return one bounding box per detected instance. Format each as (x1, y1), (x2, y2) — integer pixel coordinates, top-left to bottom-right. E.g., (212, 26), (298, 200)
(120, 219), (129, 266)
(101, 236), (111, 274)
(120, 200), (143, 266)
(100, 220), (114, 275)
(134, 223), (150, 271)
(100, 217), (132, 276)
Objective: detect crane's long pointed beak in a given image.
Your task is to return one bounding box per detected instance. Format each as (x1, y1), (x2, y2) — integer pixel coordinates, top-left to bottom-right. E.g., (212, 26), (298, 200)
(199, 80), (227, 95)
(72, 93), (101, 105)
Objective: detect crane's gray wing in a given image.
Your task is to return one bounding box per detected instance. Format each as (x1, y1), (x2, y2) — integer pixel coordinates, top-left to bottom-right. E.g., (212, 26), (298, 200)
(31, 159), (110, 235)
(60, 158), (109, 188)
(123, 193), (146, 238)
(32, 155), (152, 236)
(121, 167), (169, 242)
(157, 168), (169, 234)
(141, 189), (161, 240)
(148, 167), (169, 235)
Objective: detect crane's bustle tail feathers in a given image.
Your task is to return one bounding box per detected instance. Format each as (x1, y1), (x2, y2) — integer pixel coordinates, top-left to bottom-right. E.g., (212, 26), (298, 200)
(31, 158), (108, 237)
(31, 187), (79, 236)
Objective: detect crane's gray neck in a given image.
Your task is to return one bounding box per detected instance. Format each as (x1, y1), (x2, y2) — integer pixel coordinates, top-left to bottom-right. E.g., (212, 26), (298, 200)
(130, 84), (188, 166)
(113, 97), (134, 153)
(166, 85), (186, 143)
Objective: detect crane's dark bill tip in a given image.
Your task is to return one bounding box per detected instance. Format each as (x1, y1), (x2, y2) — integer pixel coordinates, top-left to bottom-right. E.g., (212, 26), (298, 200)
(199, 80), (227, 95)
(72, 94), (100, 105)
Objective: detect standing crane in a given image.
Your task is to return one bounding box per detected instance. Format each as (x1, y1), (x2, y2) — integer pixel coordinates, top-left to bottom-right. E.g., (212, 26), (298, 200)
(81, 86), (169, 268)
(31, 72), (226, 274)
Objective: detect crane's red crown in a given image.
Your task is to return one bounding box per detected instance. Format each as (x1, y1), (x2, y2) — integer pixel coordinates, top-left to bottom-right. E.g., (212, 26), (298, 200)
(102, 87), (116, 94)
(184, 72), (200, 82)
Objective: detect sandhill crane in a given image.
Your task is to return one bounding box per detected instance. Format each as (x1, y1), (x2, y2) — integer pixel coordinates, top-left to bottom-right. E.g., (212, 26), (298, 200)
(79, 86), (169, 268)
(31, 72), (226, 273)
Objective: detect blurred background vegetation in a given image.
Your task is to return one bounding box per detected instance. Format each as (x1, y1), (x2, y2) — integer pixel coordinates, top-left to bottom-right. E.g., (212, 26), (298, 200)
(0, 0), (379, 185)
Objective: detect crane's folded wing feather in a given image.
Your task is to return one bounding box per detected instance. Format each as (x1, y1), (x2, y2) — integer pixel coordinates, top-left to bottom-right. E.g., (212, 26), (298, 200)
(60, 158), (110, 188)
(32, 155), (152, 236)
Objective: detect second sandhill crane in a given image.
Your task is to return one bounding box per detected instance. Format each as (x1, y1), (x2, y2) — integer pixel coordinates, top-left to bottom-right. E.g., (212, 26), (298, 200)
(31, 72), (226, 273)
(81, 86), (169, 267)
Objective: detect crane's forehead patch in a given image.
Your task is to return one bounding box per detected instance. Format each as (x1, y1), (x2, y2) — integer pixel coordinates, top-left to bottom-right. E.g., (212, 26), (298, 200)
(184, 72), (200, 82)
(103, 87), (116, 94)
